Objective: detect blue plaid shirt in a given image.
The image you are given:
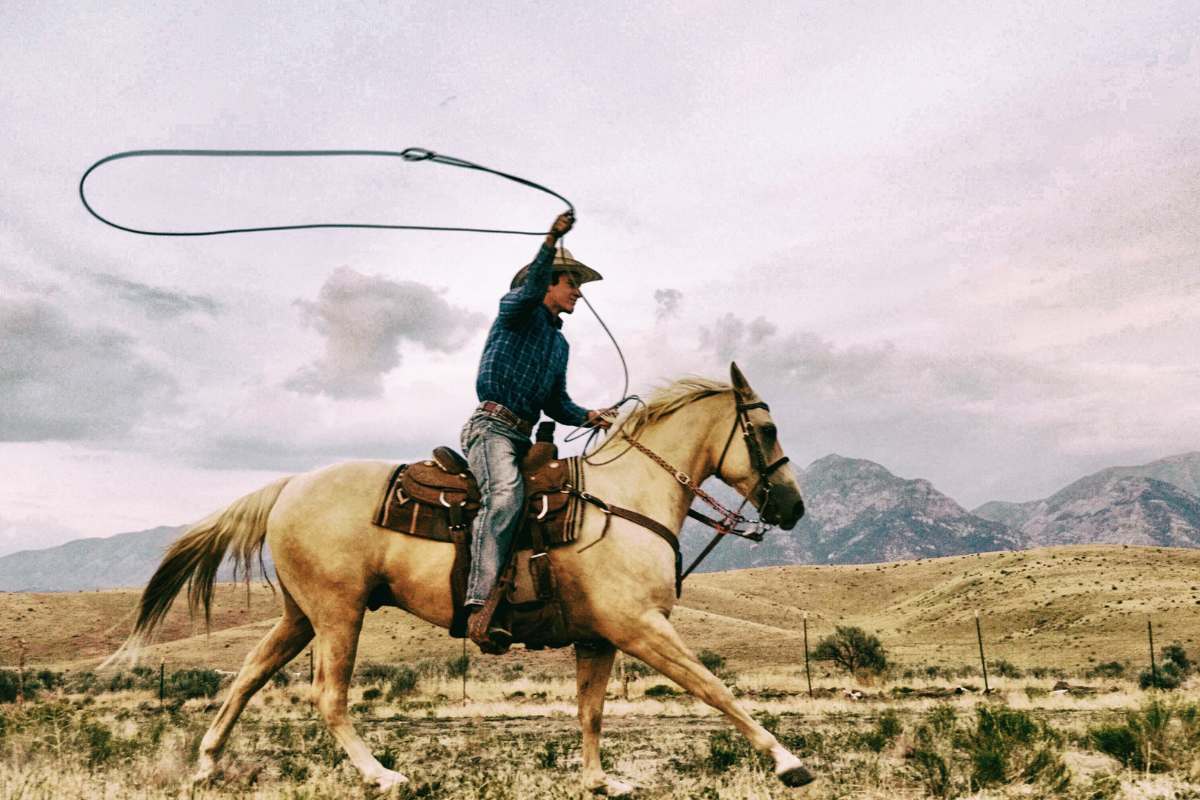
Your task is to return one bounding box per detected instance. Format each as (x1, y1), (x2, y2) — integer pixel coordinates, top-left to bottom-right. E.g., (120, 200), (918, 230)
(474, 243), (589, 427)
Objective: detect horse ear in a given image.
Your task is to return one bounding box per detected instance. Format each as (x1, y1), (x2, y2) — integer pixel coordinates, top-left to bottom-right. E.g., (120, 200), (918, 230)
(730, 362), (753, 397)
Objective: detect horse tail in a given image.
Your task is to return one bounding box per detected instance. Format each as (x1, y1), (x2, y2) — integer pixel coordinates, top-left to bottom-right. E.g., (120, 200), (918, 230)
(106, 477), (292, 666)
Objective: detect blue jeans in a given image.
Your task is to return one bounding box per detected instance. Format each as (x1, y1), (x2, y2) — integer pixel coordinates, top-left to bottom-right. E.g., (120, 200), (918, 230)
(461, 411), (532, 605)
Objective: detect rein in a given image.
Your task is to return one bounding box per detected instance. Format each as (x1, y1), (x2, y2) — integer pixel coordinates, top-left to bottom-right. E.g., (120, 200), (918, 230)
(616, 399), (792, 581)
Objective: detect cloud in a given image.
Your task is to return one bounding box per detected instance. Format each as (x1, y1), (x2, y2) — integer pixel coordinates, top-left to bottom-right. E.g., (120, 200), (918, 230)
(654, 288), (682, 320)
(286, 268), (485, 399)
(91, 273), (222, 319)
(0, 299), (178, 441)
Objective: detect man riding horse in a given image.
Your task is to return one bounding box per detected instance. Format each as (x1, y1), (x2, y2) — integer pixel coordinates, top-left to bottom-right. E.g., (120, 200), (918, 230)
(462, 210), (612, 649)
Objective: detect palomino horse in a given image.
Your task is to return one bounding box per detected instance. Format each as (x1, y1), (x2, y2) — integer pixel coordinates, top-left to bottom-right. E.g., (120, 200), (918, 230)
(117, 363), (812, 794)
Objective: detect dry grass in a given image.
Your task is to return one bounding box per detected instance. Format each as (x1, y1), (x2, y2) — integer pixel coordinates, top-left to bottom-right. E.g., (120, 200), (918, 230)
(2, 670), (1200, 799)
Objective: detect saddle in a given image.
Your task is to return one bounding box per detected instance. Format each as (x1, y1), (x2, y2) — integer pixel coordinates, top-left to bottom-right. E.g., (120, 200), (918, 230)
(372, 422), (590, 651)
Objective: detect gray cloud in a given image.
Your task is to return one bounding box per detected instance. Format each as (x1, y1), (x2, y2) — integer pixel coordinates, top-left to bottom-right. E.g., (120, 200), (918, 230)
(91, 273), (222, 319)
(654, 288), (682, 320)
(0, 299), (178, 441)
(286, 268), (485, 399)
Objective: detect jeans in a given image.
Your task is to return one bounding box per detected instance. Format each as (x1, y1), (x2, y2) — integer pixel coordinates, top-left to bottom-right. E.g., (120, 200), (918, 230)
(461, 410), (532, 605)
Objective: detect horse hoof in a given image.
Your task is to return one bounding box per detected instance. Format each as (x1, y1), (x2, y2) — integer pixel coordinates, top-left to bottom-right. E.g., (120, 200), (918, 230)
(587, 776), (636, 796)
(777, 763), (815, 788)
(190, 768), (216, 787)
(373, 769), (410, 791)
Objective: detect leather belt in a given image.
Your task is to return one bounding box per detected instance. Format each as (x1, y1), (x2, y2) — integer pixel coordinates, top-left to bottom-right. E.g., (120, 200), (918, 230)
(477, 401), (534, 437)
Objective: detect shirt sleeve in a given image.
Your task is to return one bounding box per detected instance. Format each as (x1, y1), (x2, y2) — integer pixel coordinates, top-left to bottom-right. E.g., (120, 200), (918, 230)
(543, 360), (589, 427)
(497, 243), (556, 327)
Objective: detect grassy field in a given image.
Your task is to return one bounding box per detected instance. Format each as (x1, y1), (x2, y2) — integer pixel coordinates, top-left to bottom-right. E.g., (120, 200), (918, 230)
(3, 545), (1200, 798)
(2, 667), (1200, 799)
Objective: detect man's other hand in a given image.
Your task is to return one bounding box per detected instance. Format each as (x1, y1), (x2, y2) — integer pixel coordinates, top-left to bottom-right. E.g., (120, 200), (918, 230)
(549, 211), (575, 239)
(586, 408), (615, 430)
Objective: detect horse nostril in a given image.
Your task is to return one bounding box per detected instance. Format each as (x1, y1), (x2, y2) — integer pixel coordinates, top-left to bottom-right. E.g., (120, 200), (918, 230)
(792, 499), (805, 521)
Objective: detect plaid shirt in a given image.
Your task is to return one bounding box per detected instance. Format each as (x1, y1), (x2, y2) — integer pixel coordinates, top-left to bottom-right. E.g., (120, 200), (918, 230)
(474, 243), (588, 427)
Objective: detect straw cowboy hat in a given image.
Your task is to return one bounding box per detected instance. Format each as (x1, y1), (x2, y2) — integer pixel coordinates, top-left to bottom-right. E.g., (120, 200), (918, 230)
(510, 247), (603, 290)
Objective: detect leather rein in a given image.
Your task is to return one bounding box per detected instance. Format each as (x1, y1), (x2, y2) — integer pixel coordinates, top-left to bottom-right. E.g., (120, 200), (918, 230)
(624, 399), (791, 580)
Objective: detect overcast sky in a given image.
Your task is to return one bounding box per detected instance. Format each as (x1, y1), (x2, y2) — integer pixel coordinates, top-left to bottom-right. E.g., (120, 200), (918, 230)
(2, 1), (1198, 556)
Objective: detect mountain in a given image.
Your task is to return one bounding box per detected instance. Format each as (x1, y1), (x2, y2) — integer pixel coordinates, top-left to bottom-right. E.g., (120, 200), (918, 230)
(973, 453), (1200, 548)
(681, 454), (1019, 571)
(0, 525), (186, 591)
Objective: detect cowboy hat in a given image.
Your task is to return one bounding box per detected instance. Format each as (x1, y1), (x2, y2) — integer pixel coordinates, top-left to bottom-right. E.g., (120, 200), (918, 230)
(510, 247), (603, 290)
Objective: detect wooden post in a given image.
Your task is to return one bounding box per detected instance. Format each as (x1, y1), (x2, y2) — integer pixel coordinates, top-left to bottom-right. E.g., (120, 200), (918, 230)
(803, 612), (813, 699)
(1148, 618), (1158, 687)
(461, 638), (469, 705)
(975, 611), (989, 694)
(621, 654), (630, 701)
(16, 639), (26, 708)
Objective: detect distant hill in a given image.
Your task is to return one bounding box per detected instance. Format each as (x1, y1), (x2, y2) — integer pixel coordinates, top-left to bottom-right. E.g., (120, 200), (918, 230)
(973, 453), (1200, 548)
(0, 526), (186, 591)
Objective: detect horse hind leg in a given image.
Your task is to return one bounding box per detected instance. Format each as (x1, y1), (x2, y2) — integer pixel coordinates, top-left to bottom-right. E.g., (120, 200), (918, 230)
(606, 611), (815, 789)
(575, 642), (634, 797)
(194, 586), (314, 783)
(310, 607), (408, 791)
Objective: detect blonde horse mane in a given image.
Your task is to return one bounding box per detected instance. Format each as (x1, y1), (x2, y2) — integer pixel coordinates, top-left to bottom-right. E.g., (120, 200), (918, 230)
(599, 376), (733, 451)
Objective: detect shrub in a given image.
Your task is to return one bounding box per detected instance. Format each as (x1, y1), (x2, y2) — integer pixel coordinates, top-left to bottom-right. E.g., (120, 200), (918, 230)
(643, 684), (679, 698)
(1139, 663), (1183, 690)
(166, 669), (222, 700)
(812, 626), (887, 678)
(989, 659), (1023, 679)
(0, 670), (32, 703)
(622, 658), (653, 678)
(1088, 698), (1200, 772)
(859, 709), (902, 752)
(446, 654), (470, 679)
(697, 650), (726, 674)
(1086, 661), (1126, 679)
(959, 706), (1069, 792)
(386, 667), (419, 699)
(705, 730), (751, 772)
(1161, 642), (1192, 674)
(362, 687), (383, 702)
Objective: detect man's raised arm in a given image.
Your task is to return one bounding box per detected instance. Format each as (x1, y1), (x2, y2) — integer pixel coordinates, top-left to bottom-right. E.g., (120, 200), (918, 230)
(497, 211), (575, 324)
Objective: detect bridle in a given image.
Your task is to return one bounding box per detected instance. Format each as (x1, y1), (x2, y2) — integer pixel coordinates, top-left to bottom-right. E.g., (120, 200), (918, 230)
(622, 396), (794, 580)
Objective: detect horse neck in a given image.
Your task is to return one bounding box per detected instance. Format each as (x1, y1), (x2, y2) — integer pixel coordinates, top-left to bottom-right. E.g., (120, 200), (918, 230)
(585, 394), (730, 525)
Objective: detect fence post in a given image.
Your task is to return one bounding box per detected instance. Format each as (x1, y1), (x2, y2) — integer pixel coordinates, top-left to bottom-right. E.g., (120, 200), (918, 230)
(975, 610), (989, 694)
(1148, 618), (1158, 686)
(803, 612), (813, 699)
(16, 639), (26, 708)
(461, 638), (469, 705)
(621, 654), (630, 701)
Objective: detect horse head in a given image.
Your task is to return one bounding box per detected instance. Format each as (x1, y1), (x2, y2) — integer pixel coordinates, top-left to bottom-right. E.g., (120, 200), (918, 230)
(718, 362), (806, 530)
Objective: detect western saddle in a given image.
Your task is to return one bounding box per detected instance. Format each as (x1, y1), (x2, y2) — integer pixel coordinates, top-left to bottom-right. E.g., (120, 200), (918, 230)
(373, 422), (600, 652)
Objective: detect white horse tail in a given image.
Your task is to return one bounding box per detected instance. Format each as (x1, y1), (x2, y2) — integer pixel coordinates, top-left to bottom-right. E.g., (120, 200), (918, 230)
(106, 477), (292, 666)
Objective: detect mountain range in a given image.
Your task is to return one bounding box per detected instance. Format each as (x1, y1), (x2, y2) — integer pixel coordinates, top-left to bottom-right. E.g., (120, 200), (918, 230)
(3, 452), (1200, 591)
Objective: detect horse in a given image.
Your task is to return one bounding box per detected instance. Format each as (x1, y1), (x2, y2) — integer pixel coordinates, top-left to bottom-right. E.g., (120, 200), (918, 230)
(114, 362), (812, 795)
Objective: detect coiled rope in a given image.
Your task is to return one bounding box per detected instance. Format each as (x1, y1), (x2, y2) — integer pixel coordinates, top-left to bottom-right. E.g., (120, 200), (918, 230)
(79, 146), (631, 425)
(78, 147), (573, 237)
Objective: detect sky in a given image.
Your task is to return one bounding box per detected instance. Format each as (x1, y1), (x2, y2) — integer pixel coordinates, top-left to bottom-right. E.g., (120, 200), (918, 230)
(2, 1), (1198, 556)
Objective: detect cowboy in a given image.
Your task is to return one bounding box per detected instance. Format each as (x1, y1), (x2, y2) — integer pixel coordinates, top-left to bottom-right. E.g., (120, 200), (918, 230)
(461, 210), (610, 648)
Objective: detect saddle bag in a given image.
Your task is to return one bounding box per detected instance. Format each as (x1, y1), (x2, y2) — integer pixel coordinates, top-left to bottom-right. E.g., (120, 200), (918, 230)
(377, 460), (480, 542)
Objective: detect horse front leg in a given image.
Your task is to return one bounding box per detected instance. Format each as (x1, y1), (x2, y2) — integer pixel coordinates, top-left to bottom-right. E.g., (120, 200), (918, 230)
(575, 641), (633, 796)
(607, 610), (815, 788)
